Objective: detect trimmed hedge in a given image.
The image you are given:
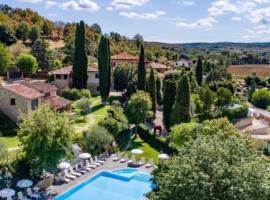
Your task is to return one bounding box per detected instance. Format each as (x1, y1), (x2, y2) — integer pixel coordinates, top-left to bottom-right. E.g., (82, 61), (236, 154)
(137, 124), (177, 154)
(221, 104), (249, 121)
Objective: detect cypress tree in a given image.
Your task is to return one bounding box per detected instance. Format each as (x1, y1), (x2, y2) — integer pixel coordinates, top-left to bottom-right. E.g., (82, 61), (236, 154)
(73, 21), (88, 89)
(170, 74), (191, 127)
(30, 39), (50, 71)
(196, 57), (203, 86)
(98, 35), (111, 103)
(156, 76), (163, 105)
(137, 45), (146, 91)
(148, 68), (156, 116)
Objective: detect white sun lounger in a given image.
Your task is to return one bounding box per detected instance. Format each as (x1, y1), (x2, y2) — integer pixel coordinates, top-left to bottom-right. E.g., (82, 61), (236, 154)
(94, 156), (105, 164)
(120, 154), (128, 163)
(112, 154), (120, 161)
(86, 160), (96, 169)
(75, 164), (87, 174)
(64, 170), (76, 180)
(69, 167), (81, 177)
(127, 155), (135, 164)
(26, 188), (40, 199)
(18, 191), (30, 200)
(146, 158), (154, 168)
(138, 157), (145, 166)
(90, 158), (101, 167)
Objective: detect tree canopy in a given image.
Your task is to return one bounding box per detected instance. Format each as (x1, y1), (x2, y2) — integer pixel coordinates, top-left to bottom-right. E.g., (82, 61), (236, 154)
(16, 53), (38, 77)
(17, 105), (73, 176)
(0, 42), (12, 73)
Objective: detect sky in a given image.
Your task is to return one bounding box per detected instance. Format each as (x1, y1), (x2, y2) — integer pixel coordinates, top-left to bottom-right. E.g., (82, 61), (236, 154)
(2, 0), (270, 43)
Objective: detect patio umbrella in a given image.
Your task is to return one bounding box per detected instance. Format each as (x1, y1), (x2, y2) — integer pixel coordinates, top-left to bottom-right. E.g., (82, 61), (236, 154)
(131, 149), (143, 155)
(0, 188), (15, 198)
(79, 153), (91, 160)
(17, 179), (33, 188)
(158, 154), (170, 160)
(57, 162), (71, 170)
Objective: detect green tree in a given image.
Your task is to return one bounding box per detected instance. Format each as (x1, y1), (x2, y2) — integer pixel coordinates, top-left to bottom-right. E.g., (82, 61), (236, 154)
(30, 39), (50, 71)
(162, 71), (182, 130)
(76, 98), (91, 119)
(196, 57), (203, 86)
(16, 53), (38, 77)
(98, 35), (111, 103)
(0, 24), (17, 45)
(137, 45), (146, 91)
(252, 88), (270, 109)
(0, 141), (7, 163)
(170, 74), (191, 126)
(83, 126), (114, 155)
(18, 105), (73, 176)
(73, 21), (88, 89)
(197, 85), (215, 114)
(216, 87), (233, 108)
(15, 22), (29, 41)
(42, 21), (52, 36)
(133, 34), (143, 49)
(28, 26), (40, 44)
(91, 23), (102, 34)
(113, 64), (137, 91)
(148, 68), (157, 115)
(125, 91), (153, 132)
(0, 43), (12, 73)
(148, 134), (270, 200)
(156, 76), (163, 105)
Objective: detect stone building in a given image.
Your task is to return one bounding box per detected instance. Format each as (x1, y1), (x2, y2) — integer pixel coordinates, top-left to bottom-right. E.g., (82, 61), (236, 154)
(0, 80), (71, 122)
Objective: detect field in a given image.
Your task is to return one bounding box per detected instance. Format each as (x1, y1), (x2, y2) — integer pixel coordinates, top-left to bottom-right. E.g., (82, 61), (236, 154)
(228, 65), (270, 78)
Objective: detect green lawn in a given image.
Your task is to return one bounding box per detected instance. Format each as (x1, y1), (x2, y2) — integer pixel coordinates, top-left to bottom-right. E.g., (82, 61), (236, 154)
(127, 136), (159, 163)
(0, 136), (19, 149)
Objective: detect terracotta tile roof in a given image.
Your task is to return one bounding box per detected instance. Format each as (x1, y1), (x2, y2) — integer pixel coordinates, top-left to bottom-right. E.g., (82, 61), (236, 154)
(111, 52), (139, 60)
(44, 96), (71, 110)
(18, 80), (57, 94)
(5, 83), (44, 99)
(149, 62), (171, 70)
(51, 66), (98, 74)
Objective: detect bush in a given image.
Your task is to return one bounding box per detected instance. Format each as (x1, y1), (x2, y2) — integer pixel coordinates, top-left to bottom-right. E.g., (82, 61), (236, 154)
(137, 124), (176, 154)
(252, 88), (270, 109)
(62, 88), (81, 101)
(80, 89), (91, 98)
(221, 104), (249, 120)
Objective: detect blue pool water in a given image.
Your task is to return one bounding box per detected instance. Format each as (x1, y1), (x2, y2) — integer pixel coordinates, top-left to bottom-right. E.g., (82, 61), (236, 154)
(55, 168), (154, 200)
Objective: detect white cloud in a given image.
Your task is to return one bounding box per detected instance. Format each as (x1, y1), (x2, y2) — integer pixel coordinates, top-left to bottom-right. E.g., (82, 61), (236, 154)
(176, 17), (217, 29)
(18, 0), (43, 3)
(119, 10), (166, 20)
(111, 0), (149, 9)
(45, 1), (57, 8)
(181, 0), (196, 6)
(106, 6), (114, 11)
(61, 0), (99, 11)
(208, 0), (239, 16)
(231, 17), (242, 21)
(248, 7), (270, 24)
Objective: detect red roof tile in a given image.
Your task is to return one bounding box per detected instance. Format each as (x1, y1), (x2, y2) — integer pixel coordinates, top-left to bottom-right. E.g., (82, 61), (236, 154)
(51, 66), (98, 75)
(111, 52), (139, 60)
(149, 62), (171, 70)
(44, 96), (71, 110)
(5, 83), (44, 99)
(18, 80), (57, 94)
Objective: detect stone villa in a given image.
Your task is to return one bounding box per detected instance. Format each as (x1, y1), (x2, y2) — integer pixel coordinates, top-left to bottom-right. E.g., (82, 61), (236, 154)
(0, 80), (71, 122)
(172, 59), (193, 68)
(51, 66), (99, 95)
(111, 52), (139, 68)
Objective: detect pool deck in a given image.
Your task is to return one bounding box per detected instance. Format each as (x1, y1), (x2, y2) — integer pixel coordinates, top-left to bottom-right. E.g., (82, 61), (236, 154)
(46, 157), (154, 199)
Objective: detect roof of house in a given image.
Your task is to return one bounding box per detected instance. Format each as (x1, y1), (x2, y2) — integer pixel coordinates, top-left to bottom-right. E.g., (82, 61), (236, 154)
(18, 80), (57, 94)
(149, 62), (171, 70)
(111, 52), (139, 60)
(177, 59), (193, 64)
(4, 83), (44, 99)
(44, 96), (71, 110)
(51, 66), (98, 75)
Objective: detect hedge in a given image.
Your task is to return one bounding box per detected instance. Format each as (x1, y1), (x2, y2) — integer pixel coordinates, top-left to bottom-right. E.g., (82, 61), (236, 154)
(137, 124), (177, 154)
(220, 104), (249, 121)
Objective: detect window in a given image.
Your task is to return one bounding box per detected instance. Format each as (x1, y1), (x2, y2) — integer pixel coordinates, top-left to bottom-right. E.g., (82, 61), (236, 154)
(31, 99), (38, 110)
(44, 93), (50, 98)
(95, 73), (99, 79)
(10, 98), (16, 105)
(64, 75), (68, 79)
(56, 75), (61, 79)
(97, 86), (100, 91)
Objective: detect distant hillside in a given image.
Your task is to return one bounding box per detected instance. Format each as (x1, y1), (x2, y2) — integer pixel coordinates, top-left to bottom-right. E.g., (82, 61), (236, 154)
(146, 42), (270, 51)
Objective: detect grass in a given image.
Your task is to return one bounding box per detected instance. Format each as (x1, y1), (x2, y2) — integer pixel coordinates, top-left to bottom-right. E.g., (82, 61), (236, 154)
(228, 64), (270, 78)
(127, 136), (159, 163)
(0, 136), (19, 149)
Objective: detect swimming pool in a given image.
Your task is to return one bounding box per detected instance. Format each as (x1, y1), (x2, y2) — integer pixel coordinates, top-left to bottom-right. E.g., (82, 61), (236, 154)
(55, 168), (154, 200)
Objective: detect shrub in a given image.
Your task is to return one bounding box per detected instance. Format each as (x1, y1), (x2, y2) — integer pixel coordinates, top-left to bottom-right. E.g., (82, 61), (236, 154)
(221, 104), (249, 120)
(80, 89), (91, 98)
(252, 88), (270, 109)
(62, 88), (81, 101)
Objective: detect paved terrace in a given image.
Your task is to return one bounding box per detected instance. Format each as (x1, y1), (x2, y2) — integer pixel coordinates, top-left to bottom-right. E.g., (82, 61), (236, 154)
(46, 157), (154, 199)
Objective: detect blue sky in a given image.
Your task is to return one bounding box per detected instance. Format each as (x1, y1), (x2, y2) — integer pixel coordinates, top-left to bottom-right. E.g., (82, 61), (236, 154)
(3, 0), (270, 43)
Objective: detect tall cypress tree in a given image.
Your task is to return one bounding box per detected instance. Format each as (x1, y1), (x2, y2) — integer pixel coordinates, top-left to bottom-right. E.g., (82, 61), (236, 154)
(73, 21), (88, 89)
(196, 57), (203, 86)
(137, 45), (146, 91)
(30, 39), (50, 71)
(148, 68), (156, 116)
(170, 73), (191, 127)
(98, 35), (111, 103)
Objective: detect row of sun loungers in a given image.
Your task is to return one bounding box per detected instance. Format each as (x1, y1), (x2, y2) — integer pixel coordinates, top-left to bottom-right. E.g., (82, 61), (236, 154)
(16, 188), (41, 200)
(112, 153), (154, 168)
(56, 156), (106, 184)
